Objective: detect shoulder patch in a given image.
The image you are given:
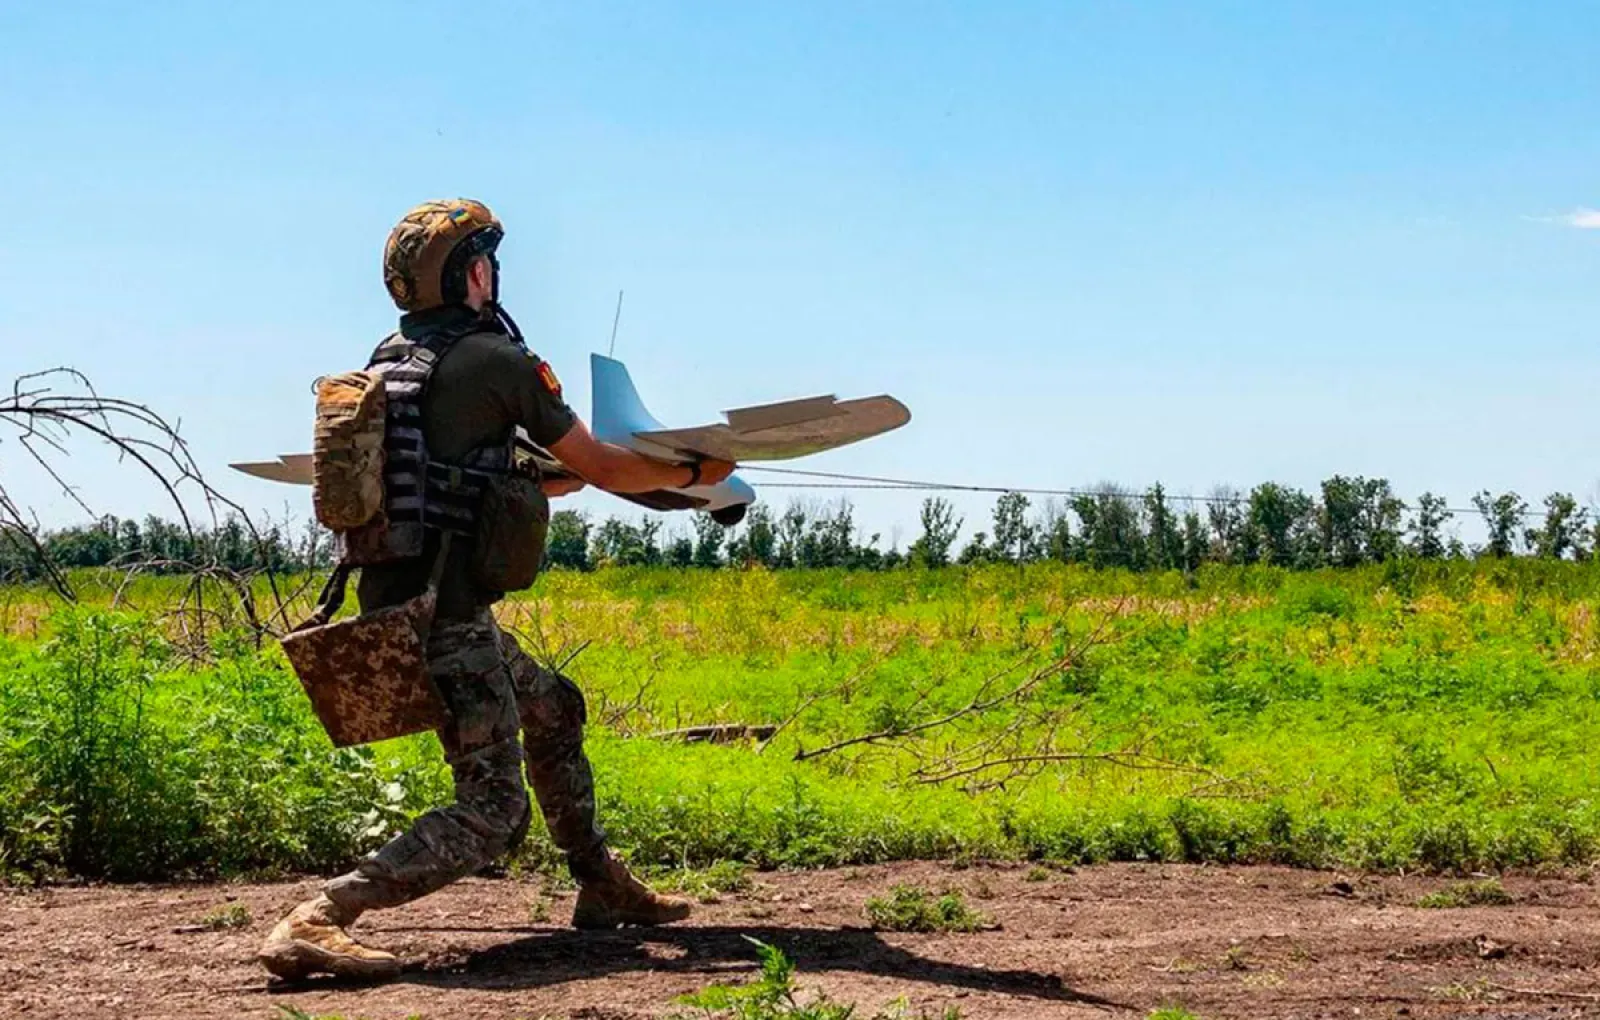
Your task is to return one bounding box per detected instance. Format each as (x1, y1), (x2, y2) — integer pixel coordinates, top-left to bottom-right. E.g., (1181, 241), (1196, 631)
(534, 360), (563, 397)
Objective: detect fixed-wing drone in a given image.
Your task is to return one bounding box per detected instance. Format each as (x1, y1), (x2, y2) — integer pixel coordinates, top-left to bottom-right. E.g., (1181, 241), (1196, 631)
(231, 353), (910, 525)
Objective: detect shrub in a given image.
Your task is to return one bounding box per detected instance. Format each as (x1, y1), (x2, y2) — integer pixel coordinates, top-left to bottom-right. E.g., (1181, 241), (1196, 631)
(864, 885), (988, 934)
(1415, 879), (1514, 909)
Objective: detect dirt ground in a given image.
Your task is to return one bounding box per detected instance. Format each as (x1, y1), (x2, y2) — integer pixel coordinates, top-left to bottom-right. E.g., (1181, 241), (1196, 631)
(3, 862), (1600, 1020)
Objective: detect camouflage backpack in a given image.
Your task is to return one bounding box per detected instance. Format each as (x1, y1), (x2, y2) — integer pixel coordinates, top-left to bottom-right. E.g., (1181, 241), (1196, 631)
(310, 372), (387, 532)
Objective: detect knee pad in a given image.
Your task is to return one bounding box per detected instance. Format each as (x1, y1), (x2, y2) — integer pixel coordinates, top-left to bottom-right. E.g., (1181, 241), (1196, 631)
(551, 672), (589, 726)
(521, 670), (589, 742)
(452, 738), (533, 854)
(476, 783), (532, 860)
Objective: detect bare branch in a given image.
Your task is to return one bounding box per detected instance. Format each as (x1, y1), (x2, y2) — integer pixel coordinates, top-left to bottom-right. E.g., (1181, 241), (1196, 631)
(0, 367), (325, 655)
(914, 751), (1217, 788)
(648, 724), (779, 744)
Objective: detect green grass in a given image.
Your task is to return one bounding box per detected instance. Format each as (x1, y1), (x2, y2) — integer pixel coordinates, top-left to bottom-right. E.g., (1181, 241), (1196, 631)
(864, 885), (988, 933)
(6, 560), (1600, 881)
(1415, 878), (1515, 908)
(1146, 1009), (1203, 1020)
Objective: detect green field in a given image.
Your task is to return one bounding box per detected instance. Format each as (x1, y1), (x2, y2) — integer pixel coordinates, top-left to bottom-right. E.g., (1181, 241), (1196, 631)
(4, 560), (1600, 883)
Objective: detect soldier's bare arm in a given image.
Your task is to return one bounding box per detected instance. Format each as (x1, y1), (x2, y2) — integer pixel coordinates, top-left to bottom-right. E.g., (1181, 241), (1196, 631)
(548, 419), (735, 494)
(486, 346), (731, 493)
(541, 476), (587, 497)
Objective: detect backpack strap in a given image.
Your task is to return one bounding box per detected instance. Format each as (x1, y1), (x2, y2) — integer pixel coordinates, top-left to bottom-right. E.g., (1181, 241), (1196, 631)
(293, 532), (455, 634)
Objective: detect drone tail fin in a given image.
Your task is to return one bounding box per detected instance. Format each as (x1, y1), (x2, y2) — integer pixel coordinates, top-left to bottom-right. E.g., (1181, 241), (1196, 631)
(590, 353), (667, 444)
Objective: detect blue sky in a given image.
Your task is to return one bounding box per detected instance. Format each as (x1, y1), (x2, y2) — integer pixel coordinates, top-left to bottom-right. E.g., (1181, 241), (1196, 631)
(1, 2), (1596, 548)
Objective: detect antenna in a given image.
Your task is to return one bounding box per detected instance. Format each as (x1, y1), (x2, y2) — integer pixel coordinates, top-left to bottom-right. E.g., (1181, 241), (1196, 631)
(607, 289), (625, 358)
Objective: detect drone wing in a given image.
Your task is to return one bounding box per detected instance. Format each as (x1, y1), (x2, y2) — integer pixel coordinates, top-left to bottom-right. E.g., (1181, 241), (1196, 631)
(229, 454), (313, 485)
(636, 394), (910, 463)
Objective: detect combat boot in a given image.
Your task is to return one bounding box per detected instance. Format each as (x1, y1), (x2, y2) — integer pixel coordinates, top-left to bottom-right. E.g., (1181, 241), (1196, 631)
(571, 851), (693, 929)
(258, 894), (402, 982)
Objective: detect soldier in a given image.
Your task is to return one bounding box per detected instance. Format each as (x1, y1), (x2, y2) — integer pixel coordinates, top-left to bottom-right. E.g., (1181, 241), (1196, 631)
(259, 199), (736, 981)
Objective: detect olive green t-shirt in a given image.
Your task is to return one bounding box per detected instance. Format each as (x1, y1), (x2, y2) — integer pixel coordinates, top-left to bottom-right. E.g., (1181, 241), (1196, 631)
(357, 309), (577, 620)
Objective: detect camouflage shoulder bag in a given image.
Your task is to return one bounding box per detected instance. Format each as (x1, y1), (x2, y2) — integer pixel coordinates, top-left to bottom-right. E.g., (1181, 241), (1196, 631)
(279, 535), (453, 747)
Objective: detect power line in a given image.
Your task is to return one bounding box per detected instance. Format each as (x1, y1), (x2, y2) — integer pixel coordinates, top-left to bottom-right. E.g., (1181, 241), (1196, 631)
(740, 466), (1556, 519)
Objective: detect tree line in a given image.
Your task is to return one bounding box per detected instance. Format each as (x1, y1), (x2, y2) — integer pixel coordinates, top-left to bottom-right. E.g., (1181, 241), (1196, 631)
(551, 477), (1600, 571)
(0, 514), (330, 581)
(4, 477), (1594, 580)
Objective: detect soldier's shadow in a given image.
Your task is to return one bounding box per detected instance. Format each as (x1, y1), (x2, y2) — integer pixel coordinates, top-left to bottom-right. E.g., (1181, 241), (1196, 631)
(387, 924), (1117, 1006)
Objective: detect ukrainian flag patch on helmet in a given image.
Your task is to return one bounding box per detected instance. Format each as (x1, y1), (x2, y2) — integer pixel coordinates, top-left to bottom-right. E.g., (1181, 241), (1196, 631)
(448, 206), (473, 226)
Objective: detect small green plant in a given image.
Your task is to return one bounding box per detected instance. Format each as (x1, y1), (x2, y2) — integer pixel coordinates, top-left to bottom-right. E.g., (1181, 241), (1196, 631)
(1416, 878), (1514, 909)
(202, 903), (251, 930)
(671, 938), (854, 1019)
(672, 941), (961, 1019)
(1428, 979), (1493, 1002)
(864, 885), (988, 934)
(277, 1009), (423, 1020)
(1024, 866), (1051, 882)
(661, 860), (755, 903)
(527, 894), (551, 923)
(1147, 1009), (1202, 1020)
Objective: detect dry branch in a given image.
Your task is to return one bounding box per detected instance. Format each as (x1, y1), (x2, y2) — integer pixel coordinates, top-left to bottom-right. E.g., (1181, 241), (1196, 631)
(793, 600), (1123, 764)
(785, 595), (1224, 792)
(0, 367), (317, 655)
(648, 724), (779, 744)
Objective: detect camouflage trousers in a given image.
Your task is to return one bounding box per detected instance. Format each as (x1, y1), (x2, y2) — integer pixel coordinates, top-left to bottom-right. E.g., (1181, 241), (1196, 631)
(324, 609), (607, 914)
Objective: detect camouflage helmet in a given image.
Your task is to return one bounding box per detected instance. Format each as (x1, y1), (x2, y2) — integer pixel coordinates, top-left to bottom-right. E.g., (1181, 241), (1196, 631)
(382, 199), (504, 311)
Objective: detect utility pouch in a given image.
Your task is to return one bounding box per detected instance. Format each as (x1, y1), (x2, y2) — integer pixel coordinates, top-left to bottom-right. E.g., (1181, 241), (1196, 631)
(279, 537), (454, 747)
(470, 471), (549, 593)
(311, 372), (387, 531)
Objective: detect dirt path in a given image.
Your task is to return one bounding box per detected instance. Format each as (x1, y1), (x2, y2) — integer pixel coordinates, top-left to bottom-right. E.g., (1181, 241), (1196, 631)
(3, 863), (1600, 1019)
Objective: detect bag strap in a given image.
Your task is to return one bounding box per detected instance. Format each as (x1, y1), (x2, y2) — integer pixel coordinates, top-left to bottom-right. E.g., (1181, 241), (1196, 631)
(291, 532), (455, 634)
(427, 531), (454, 591)
(292, 563), (352, 633)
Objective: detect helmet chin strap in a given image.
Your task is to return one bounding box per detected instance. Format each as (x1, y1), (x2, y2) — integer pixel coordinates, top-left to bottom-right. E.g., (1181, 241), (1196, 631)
(474, 251), (525, 345)
(491, 303), (525, 345)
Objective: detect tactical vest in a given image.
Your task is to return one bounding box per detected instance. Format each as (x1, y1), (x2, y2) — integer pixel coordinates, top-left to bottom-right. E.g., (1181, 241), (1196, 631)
(341, 324), (513, 565)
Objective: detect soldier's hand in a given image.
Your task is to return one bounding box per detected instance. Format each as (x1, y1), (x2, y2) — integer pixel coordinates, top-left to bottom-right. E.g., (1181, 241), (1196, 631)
(542, 476), (587, 498)
(695, 458), (736, 486)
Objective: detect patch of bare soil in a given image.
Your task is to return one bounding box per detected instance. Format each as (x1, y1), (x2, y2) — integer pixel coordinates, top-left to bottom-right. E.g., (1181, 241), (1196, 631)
(3, 863), (1600, 1019)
